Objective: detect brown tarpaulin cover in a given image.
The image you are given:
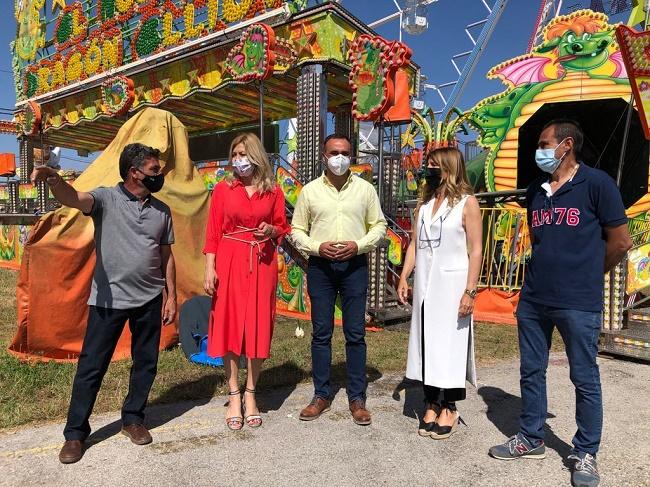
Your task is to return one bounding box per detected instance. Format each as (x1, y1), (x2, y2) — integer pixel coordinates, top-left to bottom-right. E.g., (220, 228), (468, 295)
(9, 108), (209, 361)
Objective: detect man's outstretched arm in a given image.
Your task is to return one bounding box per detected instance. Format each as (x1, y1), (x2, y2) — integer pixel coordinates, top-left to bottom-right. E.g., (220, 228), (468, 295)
(31, 166), (94, 214)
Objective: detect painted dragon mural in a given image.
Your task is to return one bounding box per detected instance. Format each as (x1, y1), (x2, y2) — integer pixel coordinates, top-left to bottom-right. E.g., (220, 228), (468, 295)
(467, 10), (632, 200)
(226, 23), (276, 81)
(14, 0), (45, 63)
(276, 249), (309, 314)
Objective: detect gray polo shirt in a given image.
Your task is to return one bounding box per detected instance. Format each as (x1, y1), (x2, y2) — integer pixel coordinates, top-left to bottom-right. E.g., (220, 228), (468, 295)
(85, 183), (174, 309)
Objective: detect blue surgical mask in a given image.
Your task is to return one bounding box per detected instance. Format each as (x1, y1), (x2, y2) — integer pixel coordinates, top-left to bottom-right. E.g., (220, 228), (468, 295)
(535, 138), (569, 174)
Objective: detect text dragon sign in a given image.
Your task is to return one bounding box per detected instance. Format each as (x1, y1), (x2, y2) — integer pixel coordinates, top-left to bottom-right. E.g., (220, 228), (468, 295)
(14, 0), (290, 100)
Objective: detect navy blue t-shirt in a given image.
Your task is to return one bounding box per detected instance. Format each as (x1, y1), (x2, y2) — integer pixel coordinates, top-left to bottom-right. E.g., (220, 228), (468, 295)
(521, 164), (627, 312)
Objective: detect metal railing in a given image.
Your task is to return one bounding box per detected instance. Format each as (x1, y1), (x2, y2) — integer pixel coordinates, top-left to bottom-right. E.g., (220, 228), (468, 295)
(269, 153), (310, 187)
(621, 215), (650, 312)
(386, 201), (531, 292)
(476, 207), (529, 291)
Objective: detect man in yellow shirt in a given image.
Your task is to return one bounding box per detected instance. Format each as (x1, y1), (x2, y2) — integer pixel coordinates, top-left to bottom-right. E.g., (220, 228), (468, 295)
(291, 134), (387, 425)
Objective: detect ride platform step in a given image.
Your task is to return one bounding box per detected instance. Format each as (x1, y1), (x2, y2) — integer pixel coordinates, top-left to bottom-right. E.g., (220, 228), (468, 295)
(368, 304), (412, 327)
(600, 313), (650, 361)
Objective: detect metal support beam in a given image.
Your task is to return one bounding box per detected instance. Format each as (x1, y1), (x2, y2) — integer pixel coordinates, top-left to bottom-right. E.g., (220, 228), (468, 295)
(7, 180), (19, 214)
(18, 137), (34, 184)
(528, 0), (560, 53)
(37, 180), (48, 213)
(259, 81), (265, 147)
(377, 119), (385, 204)
(424, 0), (508, 115)
(296, 64), (328, 183)
(439, 0), (508, 114)
(368, 11), (401, 29)
(368, 246), (388, 313)
(334, 104), (357, 158)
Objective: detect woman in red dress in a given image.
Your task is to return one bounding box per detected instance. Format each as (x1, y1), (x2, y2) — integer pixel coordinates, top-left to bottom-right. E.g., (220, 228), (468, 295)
(203, 132), (290, 430)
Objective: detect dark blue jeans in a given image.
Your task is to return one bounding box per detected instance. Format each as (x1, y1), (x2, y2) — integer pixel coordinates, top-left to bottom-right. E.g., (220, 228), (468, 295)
(307, 255), (368, 402)
(63, 294), (162, 441)
(517, 298), (603, 455)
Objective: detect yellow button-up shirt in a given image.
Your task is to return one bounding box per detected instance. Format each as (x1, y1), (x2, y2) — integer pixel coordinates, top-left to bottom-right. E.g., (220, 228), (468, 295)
(291, 172), (387, 256)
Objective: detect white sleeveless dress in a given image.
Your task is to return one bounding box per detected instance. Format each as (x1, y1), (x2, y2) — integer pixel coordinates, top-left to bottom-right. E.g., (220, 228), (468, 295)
(405, 195), (477, 388)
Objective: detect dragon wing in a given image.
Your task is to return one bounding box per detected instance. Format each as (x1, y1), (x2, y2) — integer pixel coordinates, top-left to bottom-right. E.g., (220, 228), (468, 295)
(489, 55), (553, 87)
(609, 50), (628, 79)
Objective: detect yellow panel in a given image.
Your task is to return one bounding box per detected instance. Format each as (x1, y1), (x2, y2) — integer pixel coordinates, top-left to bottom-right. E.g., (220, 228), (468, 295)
(66, 110), (80, 125)
(539, 79), (622, 92)
(505, 128), (520, 140)
(513, 112), (538, 128)
(493, 157), (517, 168)
(498, 149), (518, 159)
(532, 86), (630, 102)
(500, 140), (518, 150)
(519, 102), (547, 116)
(627, 202), (650, 217)
(494, 168), (517, 178)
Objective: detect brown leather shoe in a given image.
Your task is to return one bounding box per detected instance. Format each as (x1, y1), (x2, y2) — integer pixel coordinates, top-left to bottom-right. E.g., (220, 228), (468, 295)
(121, 423), (153, 445)
(299, 396), (331, 421)
(59, 440), (84, 464)
(349, 399), (372, 426)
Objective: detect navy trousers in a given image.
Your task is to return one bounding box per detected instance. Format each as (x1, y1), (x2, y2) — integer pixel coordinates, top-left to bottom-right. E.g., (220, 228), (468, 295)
(307, 255), (368, 402)
(517, 298), (603, 455)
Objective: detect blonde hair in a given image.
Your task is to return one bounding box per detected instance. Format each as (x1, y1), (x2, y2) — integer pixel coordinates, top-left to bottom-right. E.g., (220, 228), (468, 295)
(420, 147), (473, 207)
(226, 132), (275, 193)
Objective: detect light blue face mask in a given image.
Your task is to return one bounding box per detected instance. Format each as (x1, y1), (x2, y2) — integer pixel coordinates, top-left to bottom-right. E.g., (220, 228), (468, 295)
(535, 138), (569, 174)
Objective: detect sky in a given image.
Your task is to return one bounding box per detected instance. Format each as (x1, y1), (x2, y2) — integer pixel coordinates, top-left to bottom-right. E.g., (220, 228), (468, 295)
(0, 0), (629, 170)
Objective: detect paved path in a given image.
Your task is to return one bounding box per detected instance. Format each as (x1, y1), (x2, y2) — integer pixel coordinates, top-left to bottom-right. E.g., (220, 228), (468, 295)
(1, 354), (649, 487)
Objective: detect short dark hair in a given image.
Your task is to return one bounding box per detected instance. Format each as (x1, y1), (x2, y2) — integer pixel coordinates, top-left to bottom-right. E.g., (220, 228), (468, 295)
(119, 143), (160, 180)
(542, 118), (584, 155)
(322, 133), (352, 152)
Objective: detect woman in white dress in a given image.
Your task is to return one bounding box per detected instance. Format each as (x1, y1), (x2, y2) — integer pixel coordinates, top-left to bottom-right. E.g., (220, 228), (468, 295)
(398, 147), (482, 440)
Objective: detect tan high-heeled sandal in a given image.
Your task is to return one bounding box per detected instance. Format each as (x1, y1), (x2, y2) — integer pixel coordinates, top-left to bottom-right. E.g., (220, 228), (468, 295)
(243, 388), (262, 428)
(226, 390), (244, 431)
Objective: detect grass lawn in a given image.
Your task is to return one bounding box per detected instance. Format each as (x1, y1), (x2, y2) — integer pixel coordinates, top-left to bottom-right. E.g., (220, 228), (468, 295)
(0, 268), (563, 429)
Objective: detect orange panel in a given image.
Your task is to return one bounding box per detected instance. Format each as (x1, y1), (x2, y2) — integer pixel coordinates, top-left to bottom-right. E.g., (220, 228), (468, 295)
(0, 153), (16, 177)
(384, 70), (411, 123)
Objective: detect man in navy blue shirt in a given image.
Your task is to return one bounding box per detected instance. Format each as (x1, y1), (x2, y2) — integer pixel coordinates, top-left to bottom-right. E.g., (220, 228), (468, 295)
(489, 119), (632, 487)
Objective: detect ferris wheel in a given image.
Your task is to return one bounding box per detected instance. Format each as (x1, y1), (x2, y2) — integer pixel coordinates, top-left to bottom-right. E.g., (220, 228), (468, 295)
(351, 0), (509, 154)
(362, 0), (511, 116)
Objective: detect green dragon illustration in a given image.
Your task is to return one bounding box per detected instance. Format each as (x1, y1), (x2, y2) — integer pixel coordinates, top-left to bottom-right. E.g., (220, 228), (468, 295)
(465, 10), (629, 191)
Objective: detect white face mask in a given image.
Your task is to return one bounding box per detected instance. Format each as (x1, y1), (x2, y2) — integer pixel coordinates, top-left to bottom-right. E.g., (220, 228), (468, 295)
(326, 154), (351, 176)
(232, 156), (254, 177)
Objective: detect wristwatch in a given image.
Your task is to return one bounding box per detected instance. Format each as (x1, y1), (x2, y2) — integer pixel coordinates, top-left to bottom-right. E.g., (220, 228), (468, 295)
(464, 288), (478, 299)
(46, 173), (61, 186)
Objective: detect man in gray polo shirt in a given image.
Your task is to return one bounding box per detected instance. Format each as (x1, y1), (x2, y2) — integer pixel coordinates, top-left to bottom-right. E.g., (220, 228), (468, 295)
(32, 143), (176, 464)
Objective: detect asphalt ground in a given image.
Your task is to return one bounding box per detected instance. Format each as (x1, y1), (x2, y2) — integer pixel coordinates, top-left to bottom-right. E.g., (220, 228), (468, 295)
(1, 353), (648, 487)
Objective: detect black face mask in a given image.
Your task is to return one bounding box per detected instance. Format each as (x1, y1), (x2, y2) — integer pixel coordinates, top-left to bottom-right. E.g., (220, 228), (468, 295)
(137, 169), (165, 193)
(424, 167), (442, 189)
